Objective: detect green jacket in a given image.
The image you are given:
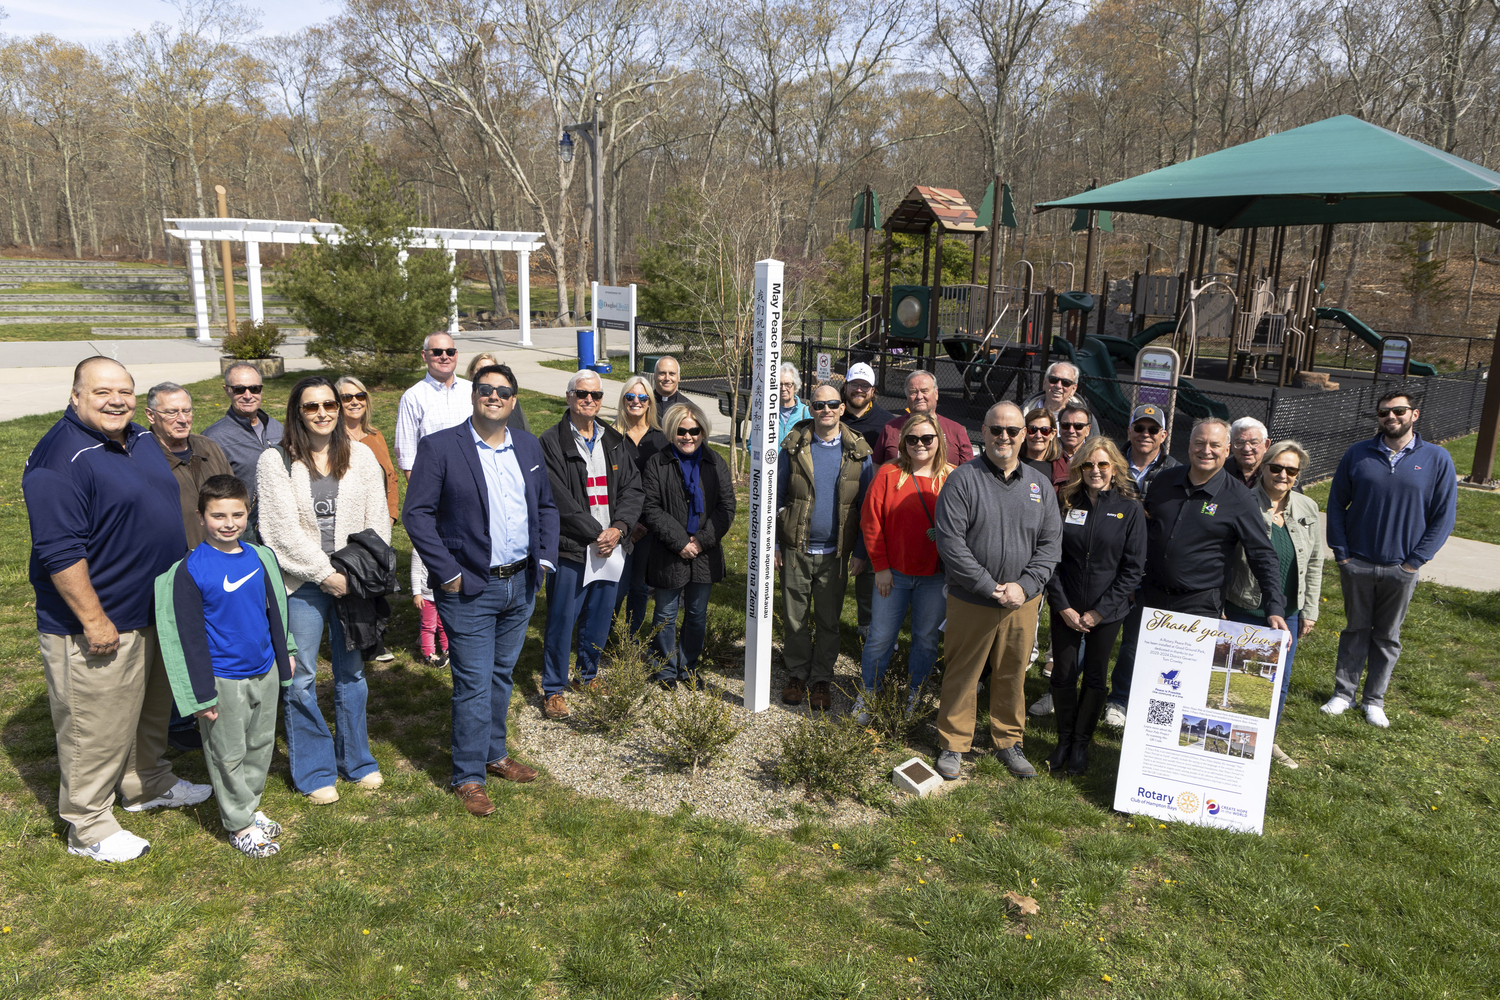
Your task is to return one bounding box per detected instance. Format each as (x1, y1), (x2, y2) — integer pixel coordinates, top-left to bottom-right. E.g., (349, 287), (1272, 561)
(1226, 486), (1324, 622)
(775, 420), (874, 558)
(154, 543), (297, 716)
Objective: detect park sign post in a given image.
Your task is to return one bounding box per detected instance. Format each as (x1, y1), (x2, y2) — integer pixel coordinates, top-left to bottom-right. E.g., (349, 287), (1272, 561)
(592, 282), (637, 374)
(1113, 608), (1288, 834)
(744, 259), (784, 713)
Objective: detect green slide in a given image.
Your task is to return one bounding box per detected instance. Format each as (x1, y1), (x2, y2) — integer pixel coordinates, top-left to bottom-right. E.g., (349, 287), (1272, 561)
(1316, 307), (1438, 376)
(1061, 325), (1229, 423)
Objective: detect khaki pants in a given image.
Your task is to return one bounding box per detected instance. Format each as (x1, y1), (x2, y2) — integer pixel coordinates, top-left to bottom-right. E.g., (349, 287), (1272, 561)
(936, 594), (1041, 752)
(40, 627), (177, 848)
(781, 550), (848, 686)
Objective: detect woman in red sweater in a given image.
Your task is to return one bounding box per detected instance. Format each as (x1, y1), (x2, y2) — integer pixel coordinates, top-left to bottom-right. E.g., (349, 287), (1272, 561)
(855, 413), (956, 719)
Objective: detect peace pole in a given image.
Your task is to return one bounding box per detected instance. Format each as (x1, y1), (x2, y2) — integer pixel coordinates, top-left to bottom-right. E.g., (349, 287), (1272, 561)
(744, 258), (784, 713)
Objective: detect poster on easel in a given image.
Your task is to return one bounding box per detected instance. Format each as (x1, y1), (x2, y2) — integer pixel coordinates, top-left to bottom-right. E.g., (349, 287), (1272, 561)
(1112, 608), (1287, 835)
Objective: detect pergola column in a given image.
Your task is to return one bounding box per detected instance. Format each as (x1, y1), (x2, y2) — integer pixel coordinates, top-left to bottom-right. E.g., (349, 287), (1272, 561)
(188, 239), (211, 342)
(448, 248), (460, 336)
(517, 250), (532, 347)
(245, 239), (264, 324)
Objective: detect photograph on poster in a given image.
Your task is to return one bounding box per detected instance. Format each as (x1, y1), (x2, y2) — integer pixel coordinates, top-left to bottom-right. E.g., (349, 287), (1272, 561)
(1204, 719), (1232, 754)
(1208, 621), (1284, 719)
(1229, 728), (1259, 759)
(1179, 714), (1207, 747)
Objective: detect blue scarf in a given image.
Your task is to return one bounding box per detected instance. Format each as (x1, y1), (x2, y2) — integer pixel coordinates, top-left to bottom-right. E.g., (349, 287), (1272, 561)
(676, 445), (705, 536)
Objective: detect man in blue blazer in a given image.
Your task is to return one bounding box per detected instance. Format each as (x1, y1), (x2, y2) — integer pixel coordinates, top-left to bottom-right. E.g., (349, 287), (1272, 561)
(404, 364), (560, 817)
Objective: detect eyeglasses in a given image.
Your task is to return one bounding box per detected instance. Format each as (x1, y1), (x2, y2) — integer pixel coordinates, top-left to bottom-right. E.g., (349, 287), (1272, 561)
(904, 433), (937, 447)
(809, 400), (841, 411)
(228, 384), (263, 395)
(339, 392), (368, 403)
(1377, 406), (1411, 417)
(1048, 376), (1076, 387)
(572, 389), (605, 401)
(1080, 461), (1111, 471)
(1059, 422), (1091, 431)
(623, 392), (649, 403)
(1265, 462), (1300, 477)
(1132, 423), (1162, 434)
(151, 408), (192, 418)
(300, 399), (340, 414)
(676, 426), (703, 438)
(475, 383), (516, 399)
(426, 347), (457, 357)
(1026, 425), (1054, 436)
(986, 425), (1023, 438)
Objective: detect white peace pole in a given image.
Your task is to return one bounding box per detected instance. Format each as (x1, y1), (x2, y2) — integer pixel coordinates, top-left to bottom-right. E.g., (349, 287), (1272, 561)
(744, 258), (784, 713)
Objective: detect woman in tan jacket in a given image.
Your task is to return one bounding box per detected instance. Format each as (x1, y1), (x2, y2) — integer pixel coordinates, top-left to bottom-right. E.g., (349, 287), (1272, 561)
(257, 376), (391, 804)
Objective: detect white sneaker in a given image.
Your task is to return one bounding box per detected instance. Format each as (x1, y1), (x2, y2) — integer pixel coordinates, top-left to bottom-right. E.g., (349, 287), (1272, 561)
(67, 829), (150, 863)
(1320, 696), (1351, 716)
(122, 778), (213, 813)
(1027, 692), (1054, 717)
(252, 811), (282, 839)
(1102, 703), (1127, 727)
(231, 826), (280, 859)
(1364, 704), (1390, 728)
(851, 694), (870, 725)
(1270, 744), (1299, 769)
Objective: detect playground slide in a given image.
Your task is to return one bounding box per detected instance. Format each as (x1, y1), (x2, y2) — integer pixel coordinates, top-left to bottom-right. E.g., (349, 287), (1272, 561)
(1054, 332), (1229, 424)
(1315, 307), (1438, 376)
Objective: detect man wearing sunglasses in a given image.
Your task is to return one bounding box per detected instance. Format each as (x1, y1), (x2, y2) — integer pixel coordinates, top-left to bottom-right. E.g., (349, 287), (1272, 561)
(873, 370), (974, 465)
(395, 332), (473, 480)
(932, 401), (1062, 780)
(775, 384), (874, 709)
(1053, 404), (1093, 486)
(404, 364), (559, 817)
(203, 362), (284, 541)
(1022, 362), (1085, 419)
(1323, 391), (1455, 728)
(537, 370), (644, 720)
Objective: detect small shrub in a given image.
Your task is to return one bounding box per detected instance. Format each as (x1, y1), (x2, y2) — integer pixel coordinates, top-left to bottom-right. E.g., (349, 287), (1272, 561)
(221, 318), (286, 359)
(773, 711), (879, 803)
(653, 677), (744, 778)
(700, 605), (743, 668)
(862, 676), (936, 745)
(573, 615), (656, 737)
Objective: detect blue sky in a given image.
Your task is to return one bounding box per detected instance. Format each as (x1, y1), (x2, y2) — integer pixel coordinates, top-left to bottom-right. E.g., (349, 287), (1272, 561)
(4, 0), (335, 42)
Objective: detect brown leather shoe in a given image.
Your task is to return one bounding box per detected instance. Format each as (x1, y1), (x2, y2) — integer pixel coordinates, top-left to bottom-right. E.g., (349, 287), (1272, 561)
(809, 681), (832, 710)
(782, 677), (805, 705)
(451, 781), (495, 817)
(543, 693), (570, 719)
(486, 757), (538, 783)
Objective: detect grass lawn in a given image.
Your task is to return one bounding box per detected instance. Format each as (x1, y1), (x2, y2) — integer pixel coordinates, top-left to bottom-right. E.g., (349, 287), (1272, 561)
(1, 375), (1499, 997)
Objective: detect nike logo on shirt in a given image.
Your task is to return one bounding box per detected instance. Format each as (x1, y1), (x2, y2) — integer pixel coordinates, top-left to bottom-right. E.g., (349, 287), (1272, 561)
(223, 568), (261, 592)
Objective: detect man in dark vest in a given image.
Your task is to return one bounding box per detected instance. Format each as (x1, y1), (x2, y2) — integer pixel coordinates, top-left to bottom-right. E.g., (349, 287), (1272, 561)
(775, 383), (874, 710)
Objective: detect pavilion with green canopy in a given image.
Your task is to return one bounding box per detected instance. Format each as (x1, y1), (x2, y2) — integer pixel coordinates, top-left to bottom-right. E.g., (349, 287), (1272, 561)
(1034, 114), (1500, 484)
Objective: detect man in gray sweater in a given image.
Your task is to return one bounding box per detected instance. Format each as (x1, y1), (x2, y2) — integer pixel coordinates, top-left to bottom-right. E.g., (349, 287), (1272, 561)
(933, 400), (1062, 780)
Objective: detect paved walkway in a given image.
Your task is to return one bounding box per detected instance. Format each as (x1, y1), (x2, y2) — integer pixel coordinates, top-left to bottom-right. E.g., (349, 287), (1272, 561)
(2, 333), (1491, 591)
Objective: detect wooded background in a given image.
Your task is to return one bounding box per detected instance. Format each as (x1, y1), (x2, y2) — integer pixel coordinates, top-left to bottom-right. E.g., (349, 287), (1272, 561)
(5, 0), (1500, 332)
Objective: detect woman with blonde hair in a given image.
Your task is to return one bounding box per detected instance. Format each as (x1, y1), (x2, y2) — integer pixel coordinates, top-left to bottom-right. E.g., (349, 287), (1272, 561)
(613, 374), (669, 632)
(1043, 435), (1146, 776)
(335, 376), (399, 524)
(855, 412), (954, 718)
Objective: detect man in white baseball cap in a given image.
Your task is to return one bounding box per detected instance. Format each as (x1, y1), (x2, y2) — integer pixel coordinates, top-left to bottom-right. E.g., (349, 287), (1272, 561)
(839, 362), (895, 643)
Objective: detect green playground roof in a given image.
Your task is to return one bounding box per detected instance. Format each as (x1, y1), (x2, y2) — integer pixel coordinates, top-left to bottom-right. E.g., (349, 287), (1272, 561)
(1035, 116), (1500, 230)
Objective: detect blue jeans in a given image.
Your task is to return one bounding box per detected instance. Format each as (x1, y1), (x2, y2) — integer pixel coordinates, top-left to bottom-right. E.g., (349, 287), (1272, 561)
(860, 571), (945, 693)
(615, 534), (654, 635)
(1225, 608), (1300, 722)
(433, 572), (535, 786)
(284, 583), (379, 793)
(651, 582), (712, 682)
(543, 559), (619, 696)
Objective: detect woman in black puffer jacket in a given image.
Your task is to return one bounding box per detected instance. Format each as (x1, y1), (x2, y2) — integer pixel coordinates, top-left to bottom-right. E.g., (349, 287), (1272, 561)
(640, 400), (737, 687)
(1044, 436), (1146, 776)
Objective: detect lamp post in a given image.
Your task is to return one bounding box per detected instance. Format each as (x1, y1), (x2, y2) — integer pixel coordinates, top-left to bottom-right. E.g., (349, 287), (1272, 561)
(560, 92), (606, 354)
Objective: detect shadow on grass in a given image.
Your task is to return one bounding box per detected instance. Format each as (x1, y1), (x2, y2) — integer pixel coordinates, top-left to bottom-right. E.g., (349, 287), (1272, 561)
(1, 690), (59, 823)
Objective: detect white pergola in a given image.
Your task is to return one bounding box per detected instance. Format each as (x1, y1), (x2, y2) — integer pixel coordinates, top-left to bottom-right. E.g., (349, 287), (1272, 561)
(164, 218), (546, 346)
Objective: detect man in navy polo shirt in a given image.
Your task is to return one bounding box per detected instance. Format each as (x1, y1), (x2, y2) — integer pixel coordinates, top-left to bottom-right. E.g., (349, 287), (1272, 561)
(25, 357), (211, 863)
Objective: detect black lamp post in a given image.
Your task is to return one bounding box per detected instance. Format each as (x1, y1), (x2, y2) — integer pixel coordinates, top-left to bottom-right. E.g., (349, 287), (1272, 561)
(560, 92), (605, 343)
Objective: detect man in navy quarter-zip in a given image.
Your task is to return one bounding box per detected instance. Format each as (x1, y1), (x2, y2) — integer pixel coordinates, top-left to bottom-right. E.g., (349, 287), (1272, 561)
(1323, 391), (1456, 728)
(25, 357), (212, 864)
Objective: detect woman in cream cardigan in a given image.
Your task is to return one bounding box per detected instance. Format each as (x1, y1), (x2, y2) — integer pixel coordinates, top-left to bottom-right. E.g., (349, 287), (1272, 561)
(257, 376), (391, 804)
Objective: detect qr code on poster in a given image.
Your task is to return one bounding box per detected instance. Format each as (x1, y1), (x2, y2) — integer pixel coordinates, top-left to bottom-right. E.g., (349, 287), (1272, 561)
(1145, 699), (1176, 727)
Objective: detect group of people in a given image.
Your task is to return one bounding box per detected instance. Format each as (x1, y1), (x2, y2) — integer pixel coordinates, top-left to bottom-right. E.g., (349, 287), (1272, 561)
(26, 338), (1458, 860)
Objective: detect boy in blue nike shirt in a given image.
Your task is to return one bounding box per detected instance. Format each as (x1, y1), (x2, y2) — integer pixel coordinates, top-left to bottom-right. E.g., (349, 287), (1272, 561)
(155, 475), (297, 858)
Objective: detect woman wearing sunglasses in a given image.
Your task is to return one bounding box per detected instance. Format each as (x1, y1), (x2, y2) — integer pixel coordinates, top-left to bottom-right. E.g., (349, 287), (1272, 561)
(641, 401), (737, 687)
(1224, 440), (1321, 769)
(1021, 407), (1060, 483)
(257, 376), (392, 804)
(335, 376), (399, 524)
(613, 375), (669, 633)
(855, 412), (955, 720)
(1043, 436), (1145, 776)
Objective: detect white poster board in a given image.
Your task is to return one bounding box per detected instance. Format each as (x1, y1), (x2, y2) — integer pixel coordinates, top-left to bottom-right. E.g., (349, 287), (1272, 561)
(592, 282), (637, 374)
(743, 259), (784, 713)
(1113, 608), (1287, 834)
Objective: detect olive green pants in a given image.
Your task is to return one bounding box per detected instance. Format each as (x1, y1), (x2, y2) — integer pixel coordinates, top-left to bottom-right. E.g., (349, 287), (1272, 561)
(199, 669), (279, 834)
(780, 550), (849, 686)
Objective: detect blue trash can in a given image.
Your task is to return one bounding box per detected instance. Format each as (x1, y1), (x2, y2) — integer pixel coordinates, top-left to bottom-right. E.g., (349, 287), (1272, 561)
(576, 329), (596, 370)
